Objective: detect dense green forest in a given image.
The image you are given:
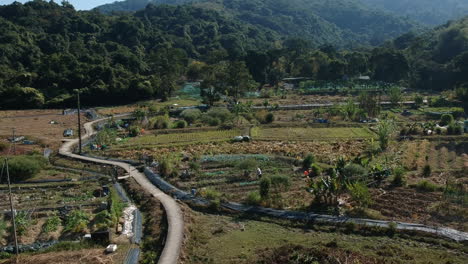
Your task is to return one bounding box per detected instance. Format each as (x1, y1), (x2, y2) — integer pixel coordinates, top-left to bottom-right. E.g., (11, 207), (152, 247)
(0, 1), (466, 109)
(96, 0), (421, 47)
(391, 17), (468, 92)
(361, 0), (468, 26)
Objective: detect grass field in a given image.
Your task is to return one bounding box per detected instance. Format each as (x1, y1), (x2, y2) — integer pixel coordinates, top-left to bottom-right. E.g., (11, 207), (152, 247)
(252, 127), (374, 141)
(185, 212), (468, 264)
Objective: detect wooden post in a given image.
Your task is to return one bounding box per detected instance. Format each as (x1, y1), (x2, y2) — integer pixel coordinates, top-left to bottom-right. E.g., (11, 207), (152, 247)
(4, 159), (19, 256)
(77, 90), (82, 154)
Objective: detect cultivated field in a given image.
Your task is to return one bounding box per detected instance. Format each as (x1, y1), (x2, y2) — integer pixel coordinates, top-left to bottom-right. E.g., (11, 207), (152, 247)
(252, 127), (374, 141)
(0, 110), (86, 150)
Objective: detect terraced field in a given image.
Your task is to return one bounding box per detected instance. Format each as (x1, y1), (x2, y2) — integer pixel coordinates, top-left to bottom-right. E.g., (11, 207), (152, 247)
(115, 129), (242, 148)
(252, 127), (374, 141)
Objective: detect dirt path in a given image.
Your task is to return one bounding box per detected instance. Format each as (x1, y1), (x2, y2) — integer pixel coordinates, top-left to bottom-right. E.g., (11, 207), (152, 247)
(58, 115), (183, 264)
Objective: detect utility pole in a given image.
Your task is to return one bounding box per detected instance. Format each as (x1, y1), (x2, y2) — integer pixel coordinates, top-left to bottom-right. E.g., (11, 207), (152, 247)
(77, 90), (82, 154)
(2, 159), (19, 256)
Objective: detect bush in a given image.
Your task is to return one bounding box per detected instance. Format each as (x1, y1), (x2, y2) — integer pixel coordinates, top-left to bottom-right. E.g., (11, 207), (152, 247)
(128, 125), (141, 137)
(342, 163), (368, 180)
(391, 167), (406, 187)
(109, 189), (125, 227)
(270, 175), (291, 192)
(309, 163), (322, 177)
(422, 164), (431, 177)
(43, 215), (61, 233)
(0, 142), (7, 152)
(236, 159), (258, 171)
(347, 182), (372, 208)
(265, 113), (274, 123)
(174, 120), (187, 128)
(6, 155), (47, 182)
(207, 108), (232, 123)
(150, 115), (171, 129)
(259, 176), (271, 199)
(416, 180), (440, 192)
(387, 222), (398, 237)
(447, 123), (463, 135)
(440, 114), (454, 126)
(180, 109), (201, 124)
(302, 154), (315, 169)
(201, 114), (221, 126)
(203, 188), (221, 200)
(14, 211), (31, 236)
(93, 211), (112, 231)
(246, 191), (261, 205)
(159, 159), (175, 177)
(65, 210), (90, 233)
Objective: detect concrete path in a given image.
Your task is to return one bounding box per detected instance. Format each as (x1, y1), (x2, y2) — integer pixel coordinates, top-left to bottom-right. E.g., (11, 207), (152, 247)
(59, 116), (183, 264)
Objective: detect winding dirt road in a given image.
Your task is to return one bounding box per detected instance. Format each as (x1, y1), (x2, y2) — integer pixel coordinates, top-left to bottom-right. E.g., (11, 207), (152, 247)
(59, 116), (183, 264)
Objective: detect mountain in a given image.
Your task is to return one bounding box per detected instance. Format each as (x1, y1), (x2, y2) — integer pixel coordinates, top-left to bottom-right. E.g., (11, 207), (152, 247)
(0, 1), (279, 108)
(394, 16), (468, 90)
(360, 0), (468, 26)
(95, 0), (422, 47)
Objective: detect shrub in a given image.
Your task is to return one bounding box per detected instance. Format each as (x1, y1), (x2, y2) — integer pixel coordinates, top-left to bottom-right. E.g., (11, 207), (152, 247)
(387, 222), (398, 237)
(188, 161), (200, 173)
(14, 211), (31, 236)
(422, 164), (431, 177)
(0, 142), (7, 152)
(174, 120), (187, 129)
(302, 154), (316, 169)
(201, 114), (221, 126)
(309, 163), (322, 177)
(180, 109), (201, 124)
(447, 123), (463, 135)
(342, 163), (368, 181)
(43, 215), (61, 233)
(65, 210), (90, 233)
(391, 167), (406, 187)
(347, 182), (372, 208)
(435, 127), (442, 134)
(109, 189), (125, 227)
(270, 175), (291, 193)
(254, 110), (268, 124)
(265, 113), (274, 123)
(414, 95), (424, 108)
(151, 115), (171, 129)
(203, 188), (221, 200)
(128, 125), (141, 137)
(236, 159), (258, 171)
(416, 180), (440, 192)
(207, 108), (232, 123)
(246, 191), (261, 205)
(93, 211), (112, 231)
(259, 176), (271, 199)
(440, 114), (454, 126)
(159, 159), (174, 177)
(7, 155), (47, 182)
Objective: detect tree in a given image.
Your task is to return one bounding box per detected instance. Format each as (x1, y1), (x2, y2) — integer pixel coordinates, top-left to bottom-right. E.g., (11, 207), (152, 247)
(259, 176), (271, 199)
(388, 86), (402, 107)
(346, 182), (372, 208)
(376, 119), (396, 151)
(358, 92), (380, 118)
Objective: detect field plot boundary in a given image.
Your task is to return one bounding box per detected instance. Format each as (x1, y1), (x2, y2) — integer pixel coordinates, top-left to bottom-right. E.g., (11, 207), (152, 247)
(253, 127), (375, 141)
(143, 168), (468, 242)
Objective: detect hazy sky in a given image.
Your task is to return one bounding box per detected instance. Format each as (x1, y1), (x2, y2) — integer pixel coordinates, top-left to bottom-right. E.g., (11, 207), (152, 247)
(0, 0), (118, 10)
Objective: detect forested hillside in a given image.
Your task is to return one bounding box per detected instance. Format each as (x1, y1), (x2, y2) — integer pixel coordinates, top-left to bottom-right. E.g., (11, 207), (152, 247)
(360, 0), (468, 26)
(392, 17), (468, 92)
(96, 0), (421, 47)
(0, 1), (278, 108)
(0, 1), (466, 110)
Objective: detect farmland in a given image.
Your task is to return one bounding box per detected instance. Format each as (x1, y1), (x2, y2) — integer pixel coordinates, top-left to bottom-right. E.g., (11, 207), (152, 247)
(0, 110), (86, 150)
(252, 126), (374, 141)
(115, 129), (243, 149)
(184, 211), (468, 264)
